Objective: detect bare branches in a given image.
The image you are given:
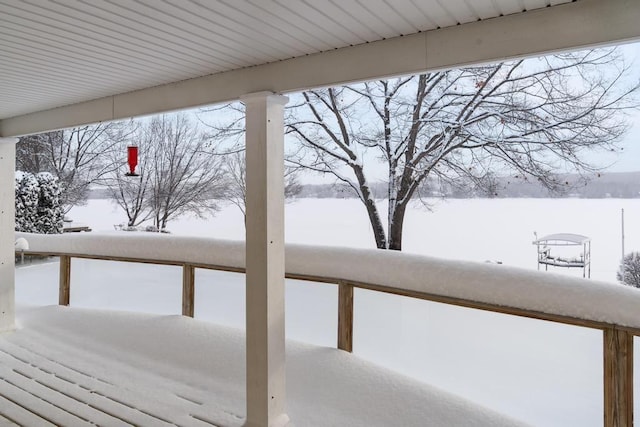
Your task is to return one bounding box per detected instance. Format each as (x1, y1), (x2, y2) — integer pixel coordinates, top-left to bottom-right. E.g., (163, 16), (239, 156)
(17, 122), (133, 212)
(221, 150), (302, 222)
(288, 48), (639, 250)
(106, 114), (228, 230)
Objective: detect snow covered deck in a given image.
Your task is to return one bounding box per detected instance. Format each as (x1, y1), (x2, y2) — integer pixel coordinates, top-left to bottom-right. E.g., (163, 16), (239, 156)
(0, 306), (524, 427)
(10, 232), (640, 426)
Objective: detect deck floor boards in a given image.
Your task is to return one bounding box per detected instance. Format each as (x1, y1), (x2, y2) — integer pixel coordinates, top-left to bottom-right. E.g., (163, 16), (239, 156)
(0, 332), (223, 427)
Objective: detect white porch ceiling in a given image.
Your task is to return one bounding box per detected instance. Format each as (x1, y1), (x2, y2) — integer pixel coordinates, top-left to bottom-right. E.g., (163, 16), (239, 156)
(1, 0), (639, 136)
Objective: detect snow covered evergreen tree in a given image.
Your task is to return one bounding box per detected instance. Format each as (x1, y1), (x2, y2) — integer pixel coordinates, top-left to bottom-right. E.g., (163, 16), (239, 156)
(35, 172), (64, 234)
(618, 252), (640, 288)
(14, 171), (63, 234)
(15, 173), (27, 232)
(14, 171), (40, 233)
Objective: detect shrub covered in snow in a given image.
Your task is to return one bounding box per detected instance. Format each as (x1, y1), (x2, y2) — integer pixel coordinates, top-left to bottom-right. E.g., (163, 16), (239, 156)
(617, 252), (640, 288)
(14, 171), (64, 234)
(35, 172), (64, 234)
(15, 171), (39, 232)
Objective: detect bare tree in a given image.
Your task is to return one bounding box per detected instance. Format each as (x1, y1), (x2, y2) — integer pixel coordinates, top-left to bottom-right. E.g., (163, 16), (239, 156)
(198, 103), (302, 221)
(145, 114), (228, 230)
(16, 132), (51, 173)
(105, 124), (153, 227)
(223, 150), (248, 218)
(222, 150), (302, 221)
(110, 170), (153, 227)
(287, 49), (639, 250)
(17, 123), (129, 211)
(285, 169), (303, 200)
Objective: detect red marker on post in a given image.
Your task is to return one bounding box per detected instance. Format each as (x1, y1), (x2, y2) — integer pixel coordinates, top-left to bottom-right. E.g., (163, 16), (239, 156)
(126, 145), (139, 177)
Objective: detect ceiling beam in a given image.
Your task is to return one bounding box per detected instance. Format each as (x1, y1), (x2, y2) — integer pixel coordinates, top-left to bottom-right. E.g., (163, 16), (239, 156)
(2, 0), (639, 137)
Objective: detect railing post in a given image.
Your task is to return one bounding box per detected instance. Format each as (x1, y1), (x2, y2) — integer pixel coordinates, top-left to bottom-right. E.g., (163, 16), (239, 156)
(338, 281), (354, 352)
(604, 327), (633, 427)
(59, 255), (71, 306)
(182, 264), (195, 317)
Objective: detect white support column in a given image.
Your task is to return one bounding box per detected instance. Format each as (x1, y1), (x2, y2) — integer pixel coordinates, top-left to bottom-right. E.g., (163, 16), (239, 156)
(241, 92), (289, 427)
(0, 138), (17, 333)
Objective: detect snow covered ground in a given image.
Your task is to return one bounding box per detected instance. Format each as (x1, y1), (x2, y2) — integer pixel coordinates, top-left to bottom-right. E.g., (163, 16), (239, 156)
(15, 197), (640, 426)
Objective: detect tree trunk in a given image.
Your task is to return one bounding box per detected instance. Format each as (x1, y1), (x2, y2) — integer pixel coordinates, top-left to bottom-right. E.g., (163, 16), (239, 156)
(388, 202), (407, 251)
(352, 166), (387, 249)
(363, 196), (387, 249)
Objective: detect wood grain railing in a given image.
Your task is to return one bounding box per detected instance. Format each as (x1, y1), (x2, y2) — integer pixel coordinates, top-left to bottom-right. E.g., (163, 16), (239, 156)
(20, 250), (635, 427)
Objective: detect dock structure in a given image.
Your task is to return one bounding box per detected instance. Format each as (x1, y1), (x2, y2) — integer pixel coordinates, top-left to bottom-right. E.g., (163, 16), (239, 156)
(534, 233), (591, 278)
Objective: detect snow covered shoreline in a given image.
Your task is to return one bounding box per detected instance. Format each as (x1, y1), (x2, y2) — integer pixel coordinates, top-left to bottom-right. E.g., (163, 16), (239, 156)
(17, 231), (640, 330)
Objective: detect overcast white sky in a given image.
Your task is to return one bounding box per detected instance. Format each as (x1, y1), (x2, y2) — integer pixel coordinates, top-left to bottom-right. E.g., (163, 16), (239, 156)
(593, 41), (640, 173)
(605, 118), (640, 172)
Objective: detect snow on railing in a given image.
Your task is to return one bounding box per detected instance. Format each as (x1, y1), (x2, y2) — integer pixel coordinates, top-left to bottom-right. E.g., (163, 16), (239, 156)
(16, 231), (639, 426)
(17, 231), (640, 330)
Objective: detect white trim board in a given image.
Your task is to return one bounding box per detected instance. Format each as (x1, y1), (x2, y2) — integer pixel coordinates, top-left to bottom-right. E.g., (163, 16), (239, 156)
(1, 0), (639, 137)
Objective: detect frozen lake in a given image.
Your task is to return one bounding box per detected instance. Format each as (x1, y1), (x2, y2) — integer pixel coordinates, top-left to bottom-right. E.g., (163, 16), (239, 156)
(64, 197), (640, 281)
(16, 197), (640, 426)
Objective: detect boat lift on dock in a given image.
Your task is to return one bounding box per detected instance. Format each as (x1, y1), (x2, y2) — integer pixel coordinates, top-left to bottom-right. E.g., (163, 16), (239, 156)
(533, 233), (591, 278)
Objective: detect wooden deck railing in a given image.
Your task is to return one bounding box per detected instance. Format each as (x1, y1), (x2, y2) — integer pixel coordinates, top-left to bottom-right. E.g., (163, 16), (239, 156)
(19, 249), (636, 427)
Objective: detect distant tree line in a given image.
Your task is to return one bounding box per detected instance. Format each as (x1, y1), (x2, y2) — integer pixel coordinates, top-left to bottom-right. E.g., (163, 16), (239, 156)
(297, 172), (640, 200)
